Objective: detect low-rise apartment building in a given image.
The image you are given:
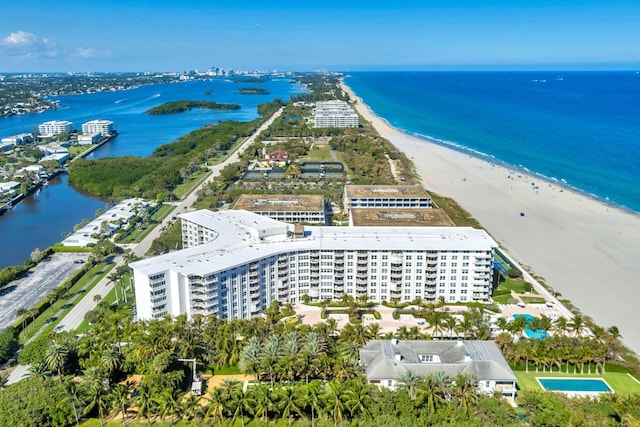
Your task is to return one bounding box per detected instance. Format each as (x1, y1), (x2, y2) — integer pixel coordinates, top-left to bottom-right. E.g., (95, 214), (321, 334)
(343, 185), (433, 213)
(233, 194), (327, 225)
(82, 119), (114, 136)
(38, 120), (72, 136)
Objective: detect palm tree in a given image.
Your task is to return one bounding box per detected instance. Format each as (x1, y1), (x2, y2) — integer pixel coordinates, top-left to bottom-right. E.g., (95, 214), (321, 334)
(443, 315), (459, 339)
(45, 341), (69, 382)
(426, 310), (447, 339)
(262, 334), (284, 385)
(340, 341), (360, 366)
(452, 372), (477, 412)
(302, 331), (327, 382)
(16, 307), (28, 338)
(397, 369), (423, 400)
(182, 393), (205, 423)
(101, 347), (121, 376)
(568, 314), (585, 337)
(343, 378), (373, 418)
(134, 382), (154, 426)
(365, 323), (382, 340)
(111, 381), (135, 426)
(321, 381), (346, 427)
(396, 326), (410, 340)
(154, 388), (183, 426)
(239, 336), (263, 381)
(29, 362), (51, 379)
(204, 387), (225, 425)
(227, 384), (249, 427)
(62, 378), (83, 426)
(246, 383), (275, 422)
(83, 374), (111, 427)
(301, 380), (324, 427)
(416, 373), (445, 415)
(276, 385), (304, 426)
(553, 316), (568, 336)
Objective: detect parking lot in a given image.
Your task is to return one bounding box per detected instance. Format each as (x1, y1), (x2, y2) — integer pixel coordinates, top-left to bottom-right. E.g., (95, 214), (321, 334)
(0, 252), (89, 329)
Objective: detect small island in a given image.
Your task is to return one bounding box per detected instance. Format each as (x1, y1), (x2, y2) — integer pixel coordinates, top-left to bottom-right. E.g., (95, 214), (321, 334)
(232, 77), (264, 83)
(237, 87), (271, 95)
(146, 100), (240, 115)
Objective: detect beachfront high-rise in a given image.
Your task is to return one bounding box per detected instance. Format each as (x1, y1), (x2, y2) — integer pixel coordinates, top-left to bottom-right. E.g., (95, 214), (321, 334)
(81, 119), (114, 136)
(38, 120), (72, 136)
(313, 100), (359, 128)
(131, 210), (496, 321)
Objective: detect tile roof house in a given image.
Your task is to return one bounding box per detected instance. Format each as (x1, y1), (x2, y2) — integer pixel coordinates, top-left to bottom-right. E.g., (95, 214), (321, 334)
(360, 339), (517, 402)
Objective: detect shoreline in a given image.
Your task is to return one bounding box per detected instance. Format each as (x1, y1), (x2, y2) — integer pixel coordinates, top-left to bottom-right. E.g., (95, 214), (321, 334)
(398, 126), (639, 216)
(340, 79), (640, 356)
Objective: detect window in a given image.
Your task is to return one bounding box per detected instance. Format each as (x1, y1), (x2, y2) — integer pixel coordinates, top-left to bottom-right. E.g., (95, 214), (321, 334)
(419, 354), (434, 363)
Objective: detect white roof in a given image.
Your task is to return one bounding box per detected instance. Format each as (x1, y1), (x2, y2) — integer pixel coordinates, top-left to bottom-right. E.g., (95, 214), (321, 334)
(132, 210), (496, 276)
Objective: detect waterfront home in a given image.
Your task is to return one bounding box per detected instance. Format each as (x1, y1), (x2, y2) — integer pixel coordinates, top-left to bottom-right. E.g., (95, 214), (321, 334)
(360, 339), (517, 402)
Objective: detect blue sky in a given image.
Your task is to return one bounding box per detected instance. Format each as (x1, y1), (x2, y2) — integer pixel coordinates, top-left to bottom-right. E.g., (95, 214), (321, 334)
(1, 0), (639, 72)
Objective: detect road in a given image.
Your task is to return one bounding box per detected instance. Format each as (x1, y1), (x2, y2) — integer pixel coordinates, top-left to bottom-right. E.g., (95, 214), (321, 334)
(5, 107), (285, 385)
(61, 106), (286, 330)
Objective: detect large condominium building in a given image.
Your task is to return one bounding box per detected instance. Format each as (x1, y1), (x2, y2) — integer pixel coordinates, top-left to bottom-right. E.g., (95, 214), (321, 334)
(233, 194), (327, 225)
(38, 121), (72, 136)
(82, 119), (114, 136)
(132, 210), (496, 321)
(343, 185), (433, 213)
(314, 100), (359, 128)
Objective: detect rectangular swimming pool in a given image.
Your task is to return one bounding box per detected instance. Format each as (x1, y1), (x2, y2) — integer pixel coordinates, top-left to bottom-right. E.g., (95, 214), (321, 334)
(538, 378), (612, 393)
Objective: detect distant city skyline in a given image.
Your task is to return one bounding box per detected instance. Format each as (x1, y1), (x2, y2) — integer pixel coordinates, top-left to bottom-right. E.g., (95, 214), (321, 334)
(1, 1), (639, 72)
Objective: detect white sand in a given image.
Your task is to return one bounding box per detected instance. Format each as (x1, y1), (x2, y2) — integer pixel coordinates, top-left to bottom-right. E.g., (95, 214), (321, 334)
(341, 81), (640, 356)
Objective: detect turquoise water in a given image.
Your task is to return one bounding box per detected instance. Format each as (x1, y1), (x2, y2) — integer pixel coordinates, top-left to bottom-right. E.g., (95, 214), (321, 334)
(538, 378), (612, 392)
(513, 314), (549, 340)
(345, 72), (640, 213)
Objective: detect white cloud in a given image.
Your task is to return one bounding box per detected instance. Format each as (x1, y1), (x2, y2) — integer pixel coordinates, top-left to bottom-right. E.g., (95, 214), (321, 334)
(1, 31), (110, 60)
(73, 47), (111, 59)
(1, 31), (58, 58)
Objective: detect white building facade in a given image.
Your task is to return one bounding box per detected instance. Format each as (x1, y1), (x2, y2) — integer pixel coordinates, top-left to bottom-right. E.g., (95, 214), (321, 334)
(82, 119), (114, 136)
(314, 100), (359, 128)
(38, 121), (72, 136)
(344, 185), (433, 213)
(132, 210), (496, 321)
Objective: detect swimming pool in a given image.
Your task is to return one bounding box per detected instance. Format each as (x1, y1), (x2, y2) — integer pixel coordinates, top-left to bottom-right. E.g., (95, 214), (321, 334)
(538, 378), (612, 393)
(513, 314), (549, 339)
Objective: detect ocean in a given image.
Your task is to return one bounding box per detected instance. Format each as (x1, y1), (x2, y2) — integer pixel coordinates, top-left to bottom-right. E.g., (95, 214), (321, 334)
(345, 71), (640, 213)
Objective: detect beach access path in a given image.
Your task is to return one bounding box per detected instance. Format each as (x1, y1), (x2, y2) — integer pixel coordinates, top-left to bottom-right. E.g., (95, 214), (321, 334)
(340, 81), (640, 356)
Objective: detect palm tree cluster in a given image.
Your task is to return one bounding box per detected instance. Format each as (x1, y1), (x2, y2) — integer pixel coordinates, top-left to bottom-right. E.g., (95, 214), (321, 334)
(396, 369), (479, 415)
(500, 334), (613, 374)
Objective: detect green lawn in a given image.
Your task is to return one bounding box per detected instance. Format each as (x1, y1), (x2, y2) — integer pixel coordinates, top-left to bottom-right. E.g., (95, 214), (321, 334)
(500, 278), (532, 294)
(520, 296), (547, 304)
(303, 144), (333, 162)
(493, 293), (518, 305)
(515, 370), (640, 396)
(173, 171), (209, 198)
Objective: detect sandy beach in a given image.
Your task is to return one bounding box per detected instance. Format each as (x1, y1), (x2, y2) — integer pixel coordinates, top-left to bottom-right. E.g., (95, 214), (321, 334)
(340, 81), (640, 356)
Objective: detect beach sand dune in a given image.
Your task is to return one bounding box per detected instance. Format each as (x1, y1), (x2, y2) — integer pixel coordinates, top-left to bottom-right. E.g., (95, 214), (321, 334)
(341, 81), (640, 356)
